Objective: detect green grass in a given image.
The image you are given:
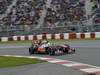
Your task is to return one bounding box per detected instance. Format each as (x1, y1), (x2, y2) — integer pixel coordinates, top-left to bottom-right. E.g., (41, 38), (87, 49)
(0, 56), (46, 69)
(0, 38), (100, 44)
(47, 38), (100, 42)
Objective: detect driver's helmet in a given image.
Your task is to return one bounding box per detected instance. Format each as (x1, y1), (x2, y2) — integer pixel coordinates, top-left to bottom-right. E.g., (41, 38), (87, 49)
(33, 40), (41, 44)
(42, 40), (48, 44)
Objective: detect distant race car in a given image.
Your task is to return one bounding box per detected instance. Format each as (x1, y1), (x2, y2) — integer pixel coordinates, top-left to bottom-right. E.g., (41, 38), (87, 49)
(29, 40), (75, 56)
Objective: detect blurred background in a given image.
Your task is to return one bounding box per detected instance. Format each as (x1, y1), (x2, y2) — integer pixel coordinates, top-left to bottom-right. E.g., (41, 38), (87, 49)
(0, 0), (100, 37)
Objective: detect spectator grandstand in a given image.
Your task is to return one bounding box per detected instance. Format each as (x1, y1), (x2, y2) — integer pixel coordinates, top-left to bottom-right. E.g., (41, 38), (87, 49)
(90, 0), (100, 31)
(44, 0), (86, 28)
(0, 0), (45, 36)
(0, 0), (99, 36)
(0, 0), (14, 14)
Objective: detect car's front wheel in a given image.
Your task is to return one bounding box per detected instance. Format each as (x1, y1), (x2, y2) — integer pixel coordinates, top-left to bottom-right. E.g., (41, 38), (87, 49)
(48, 48), (55, 56)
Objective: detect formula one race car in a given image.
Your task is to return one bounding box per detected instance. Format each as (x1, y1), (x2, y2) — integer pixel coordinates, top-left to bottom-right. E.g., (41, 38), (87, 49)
(29, 40), (75, 56)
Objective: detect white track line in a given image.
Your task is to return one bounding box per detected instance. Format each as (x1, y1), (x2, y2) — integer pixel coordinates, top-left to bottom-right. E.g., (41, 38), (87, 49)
(1, 55), (100, 75)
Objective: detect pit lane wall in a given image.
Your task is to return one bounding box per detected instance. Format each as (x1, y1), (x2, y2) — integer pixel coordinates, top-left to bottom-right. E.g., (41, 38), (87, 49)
(0, 32), (100, 42)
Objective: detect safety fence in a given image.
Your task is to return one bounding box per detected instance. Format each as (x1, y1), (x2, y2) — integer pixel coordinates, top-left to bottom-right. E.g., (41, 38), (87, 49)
(0, 32), (100, 42)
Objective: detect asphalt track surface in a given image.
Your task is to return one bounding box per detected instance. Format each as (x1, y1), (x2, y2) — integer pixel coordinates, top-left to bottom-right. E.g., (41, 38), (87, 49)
(0, 40), (100, 75)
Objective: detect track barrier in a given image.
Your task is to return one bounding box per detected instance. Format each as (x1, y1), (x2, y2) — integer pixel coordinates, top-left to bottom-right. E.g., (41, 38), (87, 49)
(0, 32), (100, 42)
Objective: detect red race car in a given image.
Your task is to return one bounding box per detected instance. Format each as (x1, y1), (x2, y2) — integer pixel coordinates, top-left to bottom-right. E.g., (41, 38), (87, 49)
(29, 40), (75, 56)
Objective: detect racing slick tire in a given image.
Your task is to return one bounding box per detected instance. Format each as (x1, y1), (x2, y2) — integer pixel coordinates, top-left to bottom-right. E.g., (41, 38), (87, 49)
(29, 48), (39, 55)
(29, 48), (34, 55)
(48, 48), (55, 56)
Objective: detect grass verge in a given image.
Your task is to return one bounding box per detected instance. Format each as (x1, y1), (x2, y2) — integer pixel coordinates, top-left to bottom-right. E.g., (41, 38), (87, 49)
(0, 38), (100, 44)
(0, 56), (46, 69)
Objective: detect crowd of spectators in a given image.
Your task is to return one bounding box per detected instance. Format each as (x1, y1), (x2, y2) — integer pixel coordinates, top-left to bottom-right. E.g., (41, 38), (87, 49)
(0, 0), (14, 14)
(0, 0), (87, 29)
(0, 0), (45, 31)
(1, 0), (98, 33)
(44, 0), (86, 28)
(91, 0), (100, 24)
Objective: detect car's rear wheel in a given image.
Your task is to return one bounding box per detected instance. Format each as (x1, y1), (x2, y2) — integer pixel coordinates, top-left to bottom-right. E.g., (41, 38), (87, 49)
(29, 48), (34, 55)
